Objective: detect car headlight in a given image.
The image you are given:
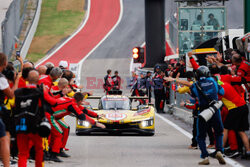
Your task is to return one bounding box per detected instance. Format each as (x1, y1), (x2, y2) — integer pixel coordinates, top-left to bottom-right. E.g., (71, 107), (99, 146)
(78, 120), (90, 127)
(141, 119), (154, 127)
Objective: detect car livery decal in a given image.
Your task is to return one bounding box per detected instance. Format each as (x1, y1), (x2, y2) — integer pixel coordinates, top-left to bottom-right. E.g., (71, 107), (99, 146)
(133, 108), (151, 116)
(106, 113), (127, 120)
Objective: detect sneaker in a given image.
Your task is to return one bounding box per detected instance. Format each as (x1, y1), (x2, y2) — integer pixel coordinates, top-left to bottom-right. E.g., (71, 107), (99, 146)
(58, 150), (70, 158)
(225, 150), (240, 158)
(64, 147), (69, 151)
(207, 144), (215, 149)
(209, 151), (217, 158)
(44, 151), (50, 161)
(188, 145), (198, 149)
(224, 146), (230, 153)
(215, 151), (226, 165)
(198, 157), (209, 165)
(50, 152), (63, 162)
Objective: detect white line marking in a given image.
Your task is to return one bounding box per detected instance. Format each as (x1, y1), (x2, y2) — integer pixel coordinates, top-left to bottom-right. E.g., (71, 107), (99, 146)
(156, 113), (245, 167)
(156, 113), (192, 138)
(77, 0), (124, 84)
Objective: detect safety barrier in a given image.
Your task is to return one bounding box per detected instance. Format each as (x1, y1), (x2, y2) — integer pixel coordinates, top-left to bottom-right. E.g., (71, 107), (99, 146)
(19, 0), (41, 59)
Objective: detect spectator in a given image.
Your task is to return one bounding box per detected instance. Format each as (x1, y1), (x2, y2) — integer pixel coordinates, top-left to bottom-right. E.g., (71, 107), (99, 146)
(0, 53), (19, 167)
(207, 13), (220, 38)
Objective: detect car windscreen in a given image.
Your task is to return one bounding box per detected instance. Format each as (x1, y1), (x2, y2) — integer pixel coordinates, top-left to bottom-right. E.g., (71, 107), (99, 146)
(101, 97), (130, 110)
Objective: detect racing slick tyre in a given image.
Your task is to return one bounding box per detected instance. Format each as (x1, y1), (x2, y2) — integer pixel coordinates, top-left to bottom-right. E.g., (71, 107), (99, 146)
(141, 130), (155, 136)
(76, 131), (90, 136)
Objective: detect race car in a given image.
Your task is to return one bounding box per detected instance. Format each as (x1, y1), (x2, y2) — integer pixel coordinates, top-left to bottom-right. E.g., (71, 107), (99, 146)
(75, 94), (155, 136)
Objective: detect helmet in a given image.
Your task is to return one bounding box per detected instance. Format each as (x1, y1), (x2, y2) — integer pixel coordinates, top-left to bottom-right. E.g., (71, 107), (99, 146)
(38, 118), (51, 137)
(195, 66), (210, 80)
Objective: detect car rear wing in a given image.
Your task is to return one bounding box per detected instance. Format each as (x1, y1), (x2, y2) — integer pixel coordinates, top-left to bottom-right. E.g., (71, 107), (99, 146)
(87, 96), (102, 99)
(87, 96), (149, 100)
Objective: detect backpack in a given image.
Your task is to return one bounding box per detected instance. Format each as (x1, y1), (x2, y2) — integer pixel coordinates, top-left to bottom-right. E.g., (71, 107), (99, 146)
(13, 87), (44, 133)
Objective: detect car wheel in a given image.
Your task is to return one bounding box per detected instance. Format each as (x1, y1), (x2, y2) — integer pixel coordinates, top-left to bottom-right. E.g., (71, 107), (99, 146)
(142, 131), (155, 136)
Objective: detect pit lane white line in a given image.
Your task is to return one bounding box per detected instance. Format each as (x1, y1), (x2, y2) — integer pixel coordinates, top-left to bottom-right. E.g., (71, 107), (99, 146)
(156, 113), (245, 167)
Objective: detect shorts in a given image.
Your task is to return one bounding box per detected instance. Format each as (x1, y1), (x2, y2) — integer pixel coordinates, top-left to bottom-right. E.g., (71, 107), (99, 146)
(0, 118), (6, 137)
(224, 104), (249, 131)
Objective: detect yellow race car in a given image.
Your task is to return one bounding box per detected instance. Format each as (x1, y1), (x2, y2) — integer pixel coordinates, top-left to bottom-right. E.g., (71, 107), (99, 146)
(75, 95), (155, 136)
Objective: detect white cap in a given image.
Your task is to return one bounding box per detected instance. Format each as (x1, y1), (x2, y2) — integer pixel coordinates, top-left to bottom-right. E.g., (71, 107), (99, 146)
(58, 60), (68, 69)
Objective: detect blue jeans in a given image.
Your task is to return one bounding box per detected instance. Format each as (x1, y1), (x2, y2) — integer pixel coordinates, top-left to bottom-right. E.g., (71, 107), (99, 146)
(196, 109), (224, 158)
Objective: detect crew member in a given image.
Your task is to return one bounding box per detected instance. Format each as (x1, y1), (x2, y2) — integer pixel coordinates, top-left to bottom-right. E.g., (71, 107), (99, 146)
(153, 71), (165, 113)
(15, 70), (45, 167)
(112, 71), (121, 90)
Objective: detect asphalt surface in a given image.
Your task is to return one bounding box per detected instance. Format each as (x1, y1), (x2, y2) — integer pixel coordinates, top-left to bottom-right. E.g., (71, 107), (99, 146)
(80, 0), (146, 95)
(42, 114), (234, 167)
(29, 0), (246, 166)
(44, 0), (244, 167)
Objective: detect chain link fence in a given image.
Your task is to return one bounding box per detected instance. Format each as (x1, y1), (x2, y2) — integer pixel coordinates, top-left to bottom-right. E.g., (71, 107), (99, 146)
(1, 0), (28, 59)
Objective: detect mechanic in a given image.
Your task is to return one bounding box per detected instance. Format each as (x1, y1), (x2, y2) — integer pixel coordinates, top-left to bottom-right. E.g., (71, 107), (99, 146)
(215, 78), (250, 158)
(130, 73), (146, 104)
(153, 71), (165, 113)
(50, 78), (72, 158)
(15, 70), (46, 167)
(38, 67), (63, 91)
(37, 65), (47, 76)
(44, 62), (54, 75)
(44, 90), (106, 162)
(103, 69), (114, 94)
(112, 70), (121, 90)
(145, 71), (153, 103)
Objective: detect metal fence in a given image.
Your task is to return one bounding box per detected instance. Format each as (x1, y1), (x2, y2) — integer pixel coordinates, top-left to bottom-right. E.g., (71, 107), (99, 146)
(168, 79), (192, 110)
(1, 0), (28, 59)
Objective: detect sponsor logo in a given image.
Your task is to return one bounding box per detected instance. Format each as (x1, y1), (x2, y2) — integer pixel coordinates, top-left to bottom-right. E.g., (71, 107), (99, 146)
(20, 99), (32, 108)
(106, 113), (127, 120)
(133, 108), (150, 116)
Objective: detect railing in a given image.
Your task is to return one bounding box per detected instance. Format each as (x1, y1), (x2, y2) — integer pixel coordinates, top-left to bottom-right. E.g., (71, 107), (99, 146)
(1, 0), (29, 59)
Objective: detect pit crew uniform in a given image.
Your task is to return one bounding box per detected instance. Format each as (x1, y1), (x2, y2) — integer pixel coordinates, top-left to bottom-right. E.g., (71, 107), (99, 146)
(15, 84), (53, 167)
(218, 81), (249, 132)
(44, 96), (97, 155)
(50, 86), (70, 153)
(131, 77), (146, 104)
(38, 75), (54, 91)
(153, 74), (165, 113)
(103, 75), (114, 94)
(112, 75), (121, 90)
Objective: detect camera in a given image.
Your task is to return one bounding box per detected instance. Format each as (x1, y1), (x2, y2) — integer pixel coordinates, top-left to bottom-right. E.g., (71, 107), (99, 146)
(16, 51), (20, 57)
(199, 101), (223, 122)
